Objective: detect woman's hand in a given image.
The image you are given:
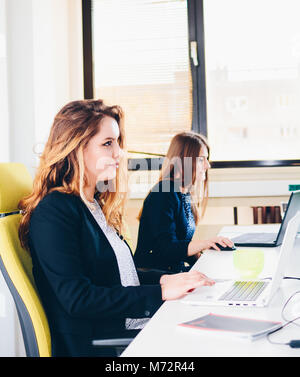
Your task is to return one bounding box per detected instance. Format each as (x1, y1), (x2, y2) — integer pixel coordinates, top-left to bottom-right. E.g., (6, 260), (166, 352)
(187, 236), (234, 256)
(160, 270), (215, 301)
(198, 236), (234, 251)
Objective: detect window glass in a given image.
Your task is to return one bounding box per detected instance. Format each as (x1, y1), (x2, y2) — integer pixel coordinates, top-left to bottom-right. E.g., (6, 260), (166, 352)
(204, 0), (300, 161)
(92, 0), (192, 157)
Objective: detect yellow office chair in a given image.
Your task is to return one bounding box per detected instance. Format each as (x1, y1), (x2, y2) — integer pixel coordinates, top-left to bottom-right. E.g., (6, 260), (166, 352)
(0, 163), (133, 357)
(0, 162), (51, 357)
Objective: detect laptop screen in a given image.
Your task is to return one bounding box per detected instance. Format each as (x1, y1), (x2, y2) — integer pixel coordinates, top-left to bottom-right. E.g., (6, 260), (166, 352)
(276, 190), (300, 245)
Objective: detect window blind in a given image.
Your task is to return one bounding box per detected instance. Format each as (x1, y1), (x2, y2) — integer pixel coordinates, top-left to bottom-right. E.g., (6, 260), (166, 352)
(92, 0), (192, 157)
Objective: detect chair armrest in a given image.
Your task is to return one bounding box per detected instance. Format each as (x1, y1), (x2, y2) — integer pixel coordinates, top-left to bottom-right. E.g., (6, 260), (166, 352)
(92, 338), (134, 347)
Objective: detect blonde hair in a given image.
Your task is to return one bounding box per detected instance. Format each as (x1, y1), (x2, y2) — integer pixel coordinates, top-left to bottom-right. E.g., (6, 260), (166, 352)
(19, 99), (127, 251)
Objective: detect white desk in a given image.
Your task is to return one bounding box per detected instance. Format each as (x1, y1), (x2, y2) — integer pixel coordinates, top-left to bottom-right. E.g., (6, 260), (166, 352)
(122, 226), (300, 357)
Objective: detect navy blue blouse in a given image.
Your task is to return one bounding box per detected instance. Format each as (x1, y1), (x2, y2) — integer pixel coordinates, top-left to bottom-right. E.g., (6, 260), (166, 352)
(134, 180), (197, 273)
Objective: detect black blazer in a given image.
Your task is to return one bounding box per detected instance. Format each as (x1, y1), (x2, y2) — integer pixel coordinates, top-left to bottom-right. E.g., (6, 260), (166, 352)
(29, 191), (164, 357)
(134, 180), (197, 273)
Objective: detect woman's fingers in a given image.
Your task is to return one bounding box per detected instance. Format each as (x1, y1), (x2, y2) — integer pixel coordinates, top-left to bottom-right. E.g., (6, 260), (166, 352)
(161, 270), (216, 300)
(218, 237), (234, 247)
(190, 270), (213, 281)
(187, 270), (208, 280)
(186, 278), (214, 293)
(185, 270), (215, 288)
(208, 236), (235, 251)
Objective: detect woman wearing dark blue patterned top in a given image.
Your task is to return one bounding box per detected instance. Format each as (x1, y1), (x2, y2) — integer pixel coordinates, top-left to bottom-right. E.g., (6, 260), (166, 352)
(134, 132), (234, 273)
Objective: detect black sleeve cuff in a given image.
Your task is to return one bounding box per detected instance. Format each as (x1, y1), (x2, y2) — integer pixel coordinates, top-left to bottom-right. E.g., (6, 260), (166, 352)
(137, 268), (173, 285)
(141, 285), (164, 317)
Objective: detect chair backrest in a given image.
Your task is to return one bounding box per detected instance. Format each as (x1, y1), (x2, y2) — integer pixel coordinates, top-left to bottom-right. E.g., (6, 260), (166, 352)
(0, 163), (51, 357)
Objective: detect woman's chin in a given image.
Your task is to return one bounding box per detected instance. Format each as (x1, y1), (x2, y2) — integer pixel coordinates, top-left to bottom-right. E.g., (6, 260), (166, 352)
(97, 168), (117, 182)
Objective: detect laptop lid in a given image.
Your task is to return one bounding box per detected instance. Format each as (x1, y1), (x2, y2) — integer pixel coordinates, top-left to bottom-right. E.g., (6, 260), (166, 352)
(232, 190), (300, 246)
(181, 211), (300, 307)
(274, 190), (300, 246)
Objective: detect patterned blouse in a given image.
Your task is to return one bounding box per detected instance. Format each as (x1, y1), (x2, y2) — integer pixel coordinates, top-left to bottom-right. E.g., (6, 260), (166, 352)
(87, 199), (149, 330)
(179, 192), (196, 240)
(178, 192), (196, 272)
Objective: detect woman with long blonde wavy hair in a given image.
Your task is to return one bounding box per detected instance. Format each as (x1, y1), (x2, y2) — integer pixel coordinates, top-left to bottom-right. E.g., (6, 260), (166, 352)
(19, 99), (214, 357)
(19, 100), (127, 250)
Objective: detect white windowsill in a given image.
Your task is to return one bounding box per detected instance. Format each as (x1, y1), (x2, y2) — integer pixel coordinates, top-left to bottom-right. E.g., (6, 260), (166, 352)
(129, 179), (300, 199)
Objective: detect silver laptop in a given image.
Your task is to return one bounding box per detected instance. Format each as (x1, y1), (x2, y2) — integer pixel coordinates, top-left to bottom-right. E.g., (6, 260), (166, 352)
(181, 211), (300, 308)
(231, 190), (300, 247)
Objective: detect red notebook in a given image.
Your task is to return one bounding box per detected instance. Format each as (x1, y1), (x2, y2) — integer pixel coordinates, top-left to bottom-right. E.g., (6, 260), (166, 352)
(179, 313), (282, 340)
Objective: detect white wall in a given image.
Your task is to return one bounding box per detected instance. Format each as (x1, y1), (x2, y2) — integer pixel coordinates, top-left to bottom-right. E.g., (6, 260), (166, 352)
(0, 0), (9, 162)
(5, 0), (84, 174)
(0, 0), (83, 356)
(0, 0), (20, 358)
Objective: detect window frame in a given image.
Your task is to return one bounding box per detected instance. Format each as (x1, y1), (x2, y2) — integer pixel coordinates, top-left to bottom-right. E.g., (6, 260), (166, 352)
(82, 0), (300, 170)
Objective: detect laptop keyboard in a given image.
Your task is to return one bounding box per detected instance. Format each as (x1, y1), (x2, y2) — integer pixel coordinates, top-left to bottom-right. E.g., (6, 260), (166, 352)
(219, 281), (268, 302)
(232, 233), (276, 243)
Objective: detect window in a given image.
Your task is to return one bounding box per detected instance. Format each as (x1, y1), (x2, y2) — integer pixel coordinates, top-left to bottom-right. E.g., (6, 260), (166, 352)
(87, 0), (192, 161)
(83, 0), (300, 169)
(203, 0), (300, 166)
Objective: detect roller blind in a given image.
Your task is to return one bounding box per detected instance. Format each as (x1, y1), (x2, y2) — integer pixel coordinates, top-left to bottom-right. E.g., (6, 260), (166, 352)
(92, 0), (192, 157)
